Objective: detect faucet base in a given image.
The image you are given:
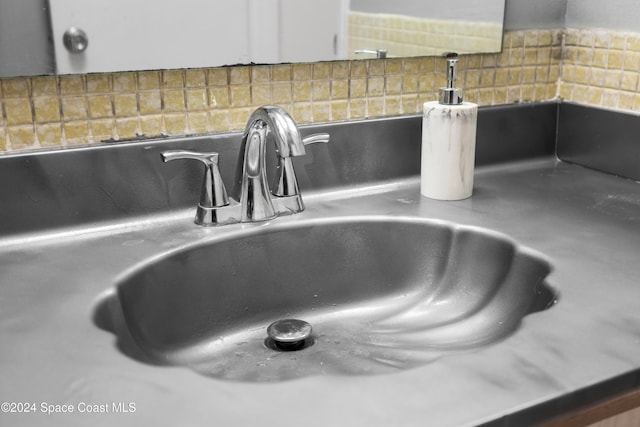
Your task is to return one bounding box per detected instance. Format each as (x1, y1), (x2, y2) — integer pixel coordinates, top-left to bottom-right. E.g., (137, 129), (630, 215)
(273, 195), (305, 216)
(195, 202), (241, 226)
(194, 197), (296, 226)
(193, 195), (304, 226)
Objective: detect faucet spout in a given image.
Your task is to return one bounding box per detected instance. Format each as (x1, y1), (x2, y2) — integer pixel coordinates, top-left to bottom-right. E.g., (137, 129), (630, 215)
(232, 106), (307, 222)
(248, 106), (307, 158)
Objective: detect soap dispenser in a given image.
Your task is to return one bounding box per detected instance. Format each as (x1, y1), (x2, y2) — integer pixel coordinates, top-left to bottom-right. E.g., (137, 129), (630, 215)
(420, 53), (478, 200)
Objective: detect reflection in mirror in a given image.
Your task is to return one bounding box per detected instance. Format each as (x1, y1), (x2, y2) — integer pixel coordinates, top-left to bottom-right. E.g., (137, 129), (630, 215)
(0, 0), (504, 78)
(348, 0), (504, 59)
(0, 0), (55, 77)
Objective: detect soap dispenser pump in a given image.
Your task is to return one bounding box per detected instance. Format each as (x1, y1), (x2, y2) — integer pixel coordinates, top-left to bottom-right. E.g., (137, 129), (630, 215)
(420, 53), (478, 200)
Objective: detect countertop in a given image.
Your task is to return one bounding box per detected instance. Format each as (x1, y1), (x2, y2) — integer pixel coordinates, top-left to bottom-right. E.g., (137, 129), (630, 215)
(1, 157), (639, 427)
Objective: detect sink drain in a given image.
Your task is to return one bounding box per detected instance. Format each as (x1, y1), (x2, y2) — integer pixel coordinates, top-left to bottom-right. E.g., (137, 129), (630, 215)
(266, 319), (313, 351)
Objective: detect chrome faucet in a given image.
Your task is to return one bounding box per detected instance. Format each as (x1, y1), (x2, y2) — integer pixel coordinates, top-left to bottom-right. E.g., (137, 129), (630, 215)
(161, 105), (329, 226)
(354, 49), (388, 59)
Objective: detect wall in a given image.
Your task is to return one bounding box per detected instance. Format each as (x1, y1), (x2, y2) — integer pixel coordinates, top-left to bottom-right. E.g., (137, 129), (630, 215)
(504, 0), (567, 30)
(565, 0), (640, 31)
(0, 0), (557, 78)
(560, 28), (640, 111)
(559, 0), (640, 111)
(0, 28), (562, 152)
(0, 0), (54, 77)
(2, 0), (640, 154)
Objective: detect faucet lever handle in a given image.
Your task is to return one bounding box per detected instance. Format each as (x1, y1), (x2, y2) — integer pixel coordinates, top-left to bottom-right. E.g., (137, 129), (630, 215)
(160, 150), (230, 208)
(273, 133), (330, 199)
(302, 133), (330, 145)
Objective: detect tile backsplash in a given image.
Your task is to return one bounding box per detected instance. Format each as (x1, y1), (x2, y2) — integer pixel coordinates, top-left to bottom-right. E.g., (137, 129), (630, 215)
(0, 28), (595, 153)
(560, 28), (640, 111)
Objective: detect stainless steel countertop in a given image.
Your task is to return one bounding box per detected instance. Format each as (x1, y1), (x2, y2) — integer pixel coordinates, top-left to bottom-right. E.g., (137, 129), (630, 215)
(1, 157), (639, 427)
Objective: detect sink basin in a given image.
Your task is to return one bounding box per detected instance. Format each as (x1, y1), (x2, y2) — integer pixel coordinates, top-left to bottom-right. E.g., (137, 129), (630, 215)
(94, 216), (557, 382)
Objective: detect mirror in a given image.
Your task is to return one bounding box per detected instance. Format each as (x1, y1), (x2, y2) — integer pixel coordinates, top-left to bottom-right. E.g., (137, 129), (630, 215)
(0, 0), (505, 78)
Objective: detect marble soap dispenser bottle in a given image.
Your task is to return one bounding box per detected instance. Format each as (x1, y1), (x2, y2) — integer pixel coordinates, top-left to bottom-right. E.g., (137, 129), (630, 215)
(421, 53), (477, 200)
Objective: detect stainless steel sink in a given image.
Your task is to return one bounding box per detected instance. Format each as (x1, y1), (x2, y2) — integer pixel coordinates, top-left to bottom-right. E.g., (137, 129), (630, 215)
(94, 216), (557, 382)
